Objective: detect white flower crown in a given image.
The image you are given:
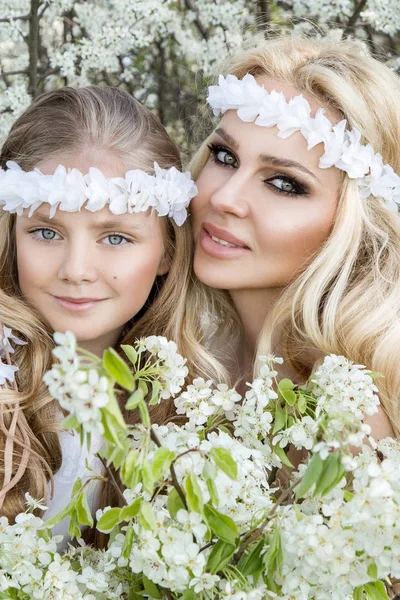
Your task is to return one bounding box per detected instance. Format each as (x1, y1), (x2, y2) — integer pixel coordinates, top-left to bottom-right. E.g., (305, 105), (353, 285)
(0, 161), (198, 225)
(207, 74), (400, 212)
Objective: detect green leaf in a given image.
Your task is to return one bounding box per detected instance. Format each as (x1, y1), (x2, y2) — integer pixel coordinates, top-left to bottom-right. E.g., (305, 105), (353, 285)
(120, 449), (140, 489)
(353, 586), (364, 600)
(297, 394), (307, 414)
(273, 444), (294, 469)
(167, 487), (186, 519)
(76, 492), (94, 527)
(314, 453), (341, 496)
(206, 539), (236, 574)
(183, 590), (197, 600)
(103, 347), (135, 391)
(149, 380), (162, 406)
(185, 473), (204, 514)
(121, 344), (138, 366)
(122, 524), (135, 560)
(60, 413), (80, 431)
(68, 510), (81, 539)
(263, 528), (282, 576)
(120, 498), (142, 522)
(139, 501), (156, 531)
(272, 402), (286, 434)
(364, 581), (389, 600)
(295, 452), (324, 499)
(97, 507), (122, 533)
(367, 563), (378, 580)
(141, 460), (155, 496)
(138, 400), (150, 428)
(239, 539), (265, 577)
(142, 575), (162, 599)
(204, 504), (238, 545)
(279, 379), (296, 406)
(210, 447), (238, 480)
(206, 474), (219, 507)
(125, 387), (144, 410)
(151, 447), (175, 481)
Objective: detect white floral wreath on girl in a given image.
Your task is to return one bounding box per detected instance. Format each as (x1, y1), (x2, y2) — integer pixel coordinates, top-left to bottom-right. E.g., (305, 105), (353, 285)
(0, 161), (198, 226)
(207, 73), (400, 212)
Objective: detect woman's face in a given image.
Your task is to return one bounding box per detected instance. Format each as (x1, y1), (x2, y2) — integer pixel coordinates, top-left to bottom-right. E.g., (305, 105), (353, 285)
(15, 150), (168, 354)
(192, 79), (342, 292)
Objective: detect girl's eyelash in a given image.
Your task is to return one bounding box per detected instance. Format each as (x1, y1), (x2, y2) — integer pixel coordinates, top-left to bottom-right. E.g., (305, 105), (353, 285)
(29, 227), (59, 242)
(208, 142), (309, 196)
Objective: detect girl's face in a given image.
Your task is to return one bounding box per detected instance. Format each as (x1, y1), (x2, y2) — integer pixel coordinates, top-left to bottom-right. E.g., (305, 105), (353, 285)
(192, 79), (342, 292)
(15, 150), (168, 354)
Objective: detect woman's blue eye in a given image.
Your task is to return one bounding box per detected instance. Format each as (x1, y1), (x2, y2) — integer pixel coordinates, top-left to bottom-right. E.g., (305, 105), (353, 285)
(208, 144), (237, 167)
(271, 177), (296, 194)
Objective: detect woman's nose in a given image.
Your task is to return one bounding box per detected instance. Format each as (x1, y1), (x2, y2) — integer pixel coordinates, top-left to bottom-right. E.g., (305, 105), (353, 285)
(209, 172), (249, 219)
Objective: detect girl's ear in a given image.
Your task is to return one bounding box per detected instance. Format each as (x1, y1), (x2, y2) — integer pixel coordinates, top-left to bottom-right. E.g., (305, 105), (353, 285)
(157, 253), (170, 276)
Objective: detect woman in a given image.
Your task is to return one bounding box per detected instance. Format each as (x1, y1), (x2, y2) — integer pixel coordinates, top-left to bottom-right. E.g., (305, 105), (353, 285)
(189, 36), (400, 439)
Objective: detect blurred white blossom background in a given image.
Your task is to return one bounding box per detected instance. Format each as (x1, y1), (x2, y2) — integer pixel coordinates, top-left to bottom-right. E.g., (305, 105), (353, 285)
(0, 0), (399, 154)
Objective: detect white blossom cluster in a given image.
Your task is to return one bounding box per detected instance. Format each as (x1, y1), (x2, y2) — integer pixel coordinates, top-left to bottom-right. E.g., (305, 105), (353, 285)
(43, 331), (110, 436)
(103, 423), (274, 594)
(136, 335), (189, 398)
(275, 440), (400, 598)
(0, 325), (25, 386)
(0, 503), (120, 599)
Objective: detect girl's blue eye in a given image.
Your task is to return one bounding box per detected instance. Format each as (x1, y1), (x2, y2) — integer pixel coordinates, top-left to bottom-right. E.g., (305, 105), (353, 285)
(104, 234), (128, 246)
(31, 228), (59, 241)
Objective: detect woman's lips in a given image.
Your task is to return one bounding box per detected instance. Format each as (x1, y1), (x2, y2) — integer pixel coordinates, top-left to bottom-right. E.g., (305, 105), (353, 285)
(54, 296), (106, 312)
(199, 226), (251, 259)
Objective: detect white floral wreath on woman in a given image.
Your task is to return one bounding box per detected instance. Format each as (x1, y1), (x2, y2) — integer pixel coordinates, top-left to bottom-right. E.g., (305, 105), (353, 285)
(0, 161), (198, 225)
(207, 73), (400, 212)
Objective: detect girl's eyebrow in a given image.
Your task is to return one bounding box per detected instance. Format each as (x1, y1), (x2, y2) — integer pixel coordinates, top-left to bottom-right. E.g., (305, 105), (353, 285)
(214, 126), (319, 182)
(22, 214), (143, 231)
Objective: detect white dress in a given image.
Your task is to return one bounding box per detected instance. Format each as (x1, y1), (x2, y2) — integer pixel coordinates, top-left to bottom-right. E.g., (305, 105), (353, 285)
(44, 428), (104, 551)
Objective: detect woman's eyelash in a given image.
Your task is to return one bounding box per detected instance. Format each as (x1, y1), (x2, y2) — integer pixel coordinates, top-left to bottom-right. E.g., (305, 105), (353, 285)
(264, 174), (309, 196)
(208, 142), (309, 196)
(207, 143), (237, 167)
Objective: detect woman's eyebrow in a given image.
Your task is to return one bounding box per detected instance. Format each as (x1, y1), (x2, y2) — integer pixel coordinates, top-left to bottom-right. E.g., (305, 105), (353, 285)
(258, 153), (320, 182)
(215, 127), (319, 182)
(214, 127), (239, 150)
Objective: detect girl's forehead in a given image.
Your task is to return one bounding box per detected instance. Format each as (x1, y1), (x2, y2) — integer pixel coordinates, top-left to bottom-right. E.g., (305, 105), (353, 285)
(35, 149), (127, 178)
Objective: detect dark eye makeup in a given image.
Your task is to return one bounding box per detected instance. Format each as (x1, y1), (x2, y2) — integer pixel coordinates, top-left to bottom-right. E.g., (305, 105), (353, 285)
(207, 142), (310, 197)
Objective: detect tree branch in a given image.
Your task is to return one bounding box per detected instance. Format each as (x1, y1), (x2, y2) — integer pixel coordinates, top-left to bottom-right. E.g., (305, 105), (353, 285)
(257, 0), (270, 34)
(0, 15), (30, 23)
(27, 0), (40, 97)
(184, 0), (209, 40)
(345, 0), (368, 34)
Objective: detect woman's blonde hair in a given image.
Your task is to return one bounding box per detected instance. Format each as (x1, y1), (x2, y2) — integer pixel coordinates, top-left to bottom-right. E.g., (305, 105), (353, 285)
(0, 86), (218, 521)
(188, 36), (400, 435)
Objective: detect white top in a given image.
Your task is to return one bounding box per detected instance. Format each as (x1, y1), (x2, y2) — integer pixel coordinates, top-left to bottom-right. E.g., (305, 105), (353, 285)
(44, 427), (104, 550)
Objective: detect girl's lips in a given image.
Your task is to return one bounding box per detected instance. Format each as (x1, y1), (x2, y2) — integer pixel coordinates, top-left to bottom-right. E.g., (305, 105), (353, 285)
(54, 297), (106, 312)
(199, 228), (251, 259)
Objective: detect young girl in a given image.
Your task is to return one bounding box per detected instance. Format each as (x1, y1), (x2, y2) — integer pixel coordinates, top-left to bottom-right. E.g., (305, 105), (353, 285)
(0, 85), (209, 530)
(188, 36), (400, 439)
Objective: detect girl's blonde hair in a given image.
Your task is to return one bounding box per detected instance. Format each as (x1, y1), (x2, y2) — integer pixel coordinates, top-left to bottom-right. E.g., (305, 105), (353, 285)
(0, 86), (218, 521)
(189, 36), (400, 434)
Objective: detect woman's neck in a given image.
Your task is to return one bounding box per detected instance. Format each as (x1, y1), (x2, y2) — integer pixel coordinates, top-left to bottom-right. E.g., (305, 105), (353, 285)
(230, 286), (283, 375)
